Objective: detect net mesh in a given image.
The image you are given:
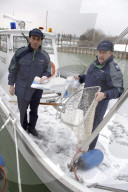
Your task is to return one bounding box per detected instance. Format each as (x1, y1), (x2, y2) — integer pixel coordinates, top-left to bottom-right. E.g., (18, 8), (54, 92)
(60, 86), (101, 147)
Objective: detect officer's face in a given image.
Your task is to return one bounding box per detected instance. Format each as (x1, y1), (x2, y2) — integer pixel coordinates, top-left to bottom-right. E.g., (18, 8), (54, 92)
(29, 35), (42, 50)
(97, 50), (113, 64)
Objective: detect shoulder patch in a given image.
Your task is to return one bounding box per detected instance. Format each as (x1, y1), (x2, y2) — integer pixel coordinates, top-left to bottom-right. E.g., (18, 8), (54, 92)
(114, 63), (120, 71)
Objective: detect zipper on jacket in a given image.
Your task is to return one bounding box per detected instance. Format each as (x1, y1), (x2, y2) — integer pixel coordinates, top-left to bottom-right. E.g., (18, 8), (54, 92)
(32, 50), (37, 61)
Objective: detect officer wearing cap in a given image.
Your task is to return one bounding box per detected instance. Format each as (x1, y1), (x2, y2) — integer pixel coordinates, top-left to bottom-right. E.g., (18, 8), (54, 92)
(75, 39), (124, 150)
(8, 28), (51, 136)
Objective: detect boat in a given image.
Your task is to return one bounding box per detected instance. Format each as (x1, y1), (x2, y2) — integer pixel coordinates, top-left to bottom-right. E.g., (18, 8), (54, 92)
(0, 17), (128, 192)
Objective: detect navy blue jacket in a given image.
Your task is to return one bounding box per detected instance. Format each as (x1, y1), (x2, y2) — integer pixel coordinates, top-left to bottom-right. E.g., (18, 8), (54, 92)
(79, 55), (124, 116)
(79, 55), (124, 99)
(8, 45), (51, 101)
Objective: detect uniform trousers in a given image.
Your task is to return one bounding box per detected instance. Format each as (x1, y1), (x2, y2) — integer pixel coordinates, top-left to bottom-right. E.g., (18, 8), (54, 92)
(17, 89), (42, 131)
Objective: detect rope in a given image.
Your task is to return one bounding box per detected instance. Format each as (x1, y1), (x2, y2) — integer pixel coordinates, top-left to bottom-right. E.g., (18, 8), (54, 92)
(72, 147), (85, 182)
(12, 119), (22, 192)
(0, 165), (6, 192)
(0, 117), (11, 132)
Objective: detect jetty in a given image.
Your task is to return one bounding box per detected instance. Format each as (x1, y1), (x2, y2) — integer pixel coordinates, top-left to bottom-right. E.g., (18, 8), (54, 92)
(57, 27), (128, 59)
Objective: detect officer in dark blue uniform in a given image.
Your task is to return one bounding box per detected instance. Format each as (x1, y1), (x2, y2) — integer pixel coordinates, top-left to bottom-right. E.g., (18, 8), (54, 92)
(75, 40), (124, 149)
(8, 28), (51, 136)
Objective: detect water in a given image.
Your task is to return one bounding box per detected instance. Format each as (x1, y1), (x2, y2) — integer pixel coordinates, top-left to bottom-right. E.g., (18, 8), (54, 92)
(0, 52), (128, 192)
(58, 51), (95, 74)
(58, 51), (128, 90)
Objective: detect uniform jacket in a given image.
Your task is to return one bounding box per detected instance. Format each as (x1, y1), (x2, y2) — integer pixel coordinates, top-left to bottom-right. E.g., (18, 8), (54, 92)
(79, 55), (124, 116)
(8, 44), (51, 101)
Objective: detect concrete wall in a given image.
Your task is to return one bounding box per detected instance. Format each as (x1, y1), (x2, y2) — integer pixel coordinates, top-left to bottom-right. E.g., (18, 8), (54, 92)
(58, 46), (128, 59)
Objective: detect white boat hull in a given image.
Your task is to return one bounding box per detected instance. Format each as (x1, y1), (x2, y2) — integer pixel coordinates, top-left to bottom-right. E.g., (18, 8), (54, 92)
(0, 97), (92, 192)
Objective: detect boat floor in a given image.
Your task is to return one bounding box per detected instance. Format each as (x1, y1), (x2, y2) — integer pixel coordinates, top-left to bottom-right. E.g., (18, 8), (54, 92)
(0, 85), (128, 191)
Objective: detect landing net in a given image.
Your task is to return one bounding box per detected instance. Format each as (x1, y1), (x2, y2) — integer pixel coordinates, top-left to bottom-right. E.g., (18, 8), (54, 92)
(60, 86), (101, 147)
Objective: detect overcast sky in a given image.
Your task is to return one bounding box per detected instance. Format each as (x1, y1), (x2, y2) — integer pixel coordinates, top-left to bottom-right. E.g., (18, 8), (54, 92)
(0, 0), (127, 37)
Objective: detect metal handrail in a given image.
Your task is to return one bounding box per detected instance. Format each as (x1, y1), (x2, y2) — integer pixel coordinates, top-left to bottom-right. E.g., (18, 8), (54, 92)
(113, 27), (128, 44)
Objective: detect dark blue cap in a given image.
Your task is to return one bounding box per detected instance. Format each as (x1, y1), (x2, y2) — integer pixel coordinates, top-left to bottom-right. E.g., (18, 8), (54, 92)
(29, 28), (44, 40)
(97, 40), (114, 52)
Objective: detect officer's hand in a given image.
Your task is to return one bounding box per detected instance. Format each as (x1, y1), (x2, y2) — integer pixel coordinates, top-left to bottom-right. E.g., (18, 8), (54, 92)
(95, 92), (106, 101)
(9, 85), (15, 96)
(74, 76), (79, 80)
(40, 76), (48, 83)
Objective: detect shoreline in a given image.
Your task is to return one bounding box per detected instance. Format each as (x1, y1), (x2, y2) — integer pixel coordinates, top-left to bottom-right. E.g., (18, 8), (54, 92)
(58, 46), (128, 59)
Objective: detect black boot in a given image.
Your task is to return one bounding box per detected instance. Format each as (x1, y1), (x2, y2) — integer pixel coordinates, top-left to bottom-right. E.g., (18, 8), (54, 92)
(28, 129), (38, 137)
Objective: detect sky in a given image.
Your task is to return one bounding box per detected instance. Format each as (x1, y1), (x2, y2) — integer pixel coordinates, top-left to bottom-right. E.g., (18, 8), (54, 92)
(0, 0), (128, 37)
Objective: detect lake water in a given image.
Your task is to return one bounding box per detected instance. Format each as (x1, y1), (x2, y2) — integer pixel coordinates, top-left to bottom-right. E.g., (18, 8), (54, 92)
(58, 51), (128, 90)
(0, 51), (128, 192)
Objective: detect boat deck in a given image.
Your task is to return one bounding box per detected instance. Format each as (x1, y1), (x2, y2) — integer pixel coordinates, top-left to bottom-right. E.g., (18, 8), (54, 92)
(0, 85), (128, 192)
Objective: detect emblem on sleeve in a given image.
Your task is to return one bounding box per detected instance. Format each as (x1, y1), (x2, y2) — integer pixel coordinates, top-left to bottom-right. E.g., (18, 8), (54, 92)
(114, 63), (120, 71)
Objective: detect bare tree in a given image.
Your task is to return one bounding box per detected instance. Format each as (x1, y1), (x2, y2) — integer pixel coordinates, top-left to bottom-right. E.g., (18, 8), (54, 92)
(80, 28), (106, 44)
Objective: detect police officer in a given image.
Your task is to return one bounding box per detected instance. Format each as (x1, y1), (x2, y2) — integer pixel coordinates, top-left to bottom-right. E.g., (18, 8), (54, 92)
(75, 40), (124, 150)
(8, 28), (51, 136)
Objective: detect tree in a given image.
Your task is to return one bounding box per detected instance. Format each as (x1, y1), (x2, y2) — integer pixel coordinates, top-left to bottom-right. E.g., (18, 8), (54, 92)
(79, 28), (106, 44)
